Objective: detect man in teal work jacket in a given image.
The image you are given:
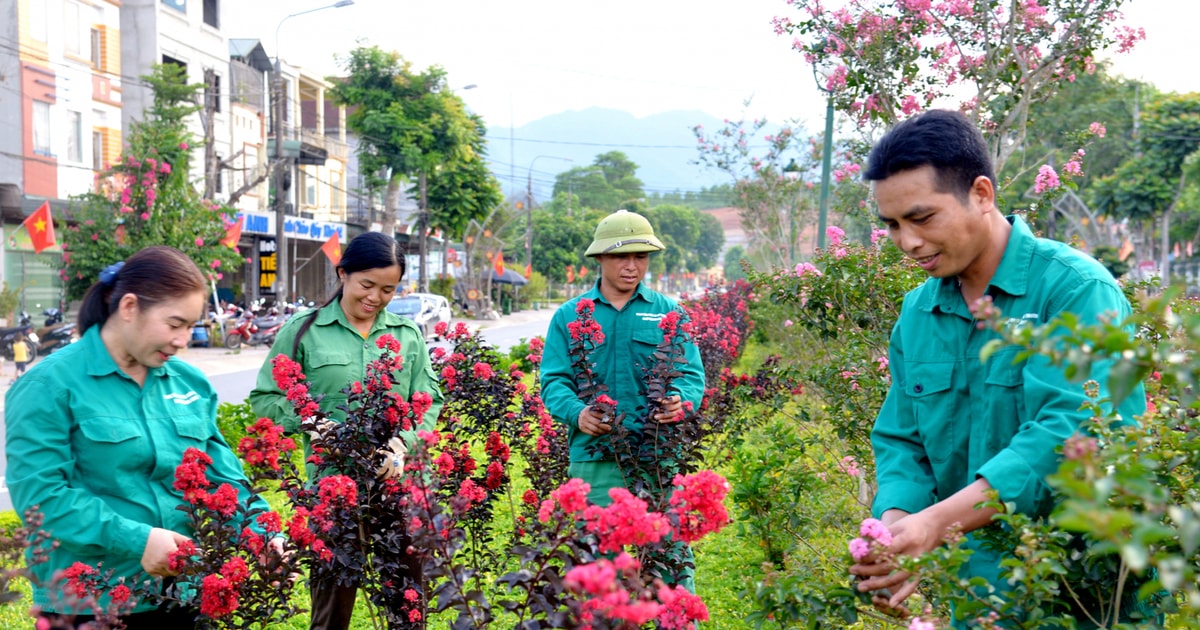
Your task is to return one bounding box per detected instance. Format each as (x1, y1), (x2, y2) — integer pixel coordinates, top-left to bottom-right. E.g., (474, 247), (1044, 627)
(849, 110), (1147, 623)
(540, 210), (706, 507)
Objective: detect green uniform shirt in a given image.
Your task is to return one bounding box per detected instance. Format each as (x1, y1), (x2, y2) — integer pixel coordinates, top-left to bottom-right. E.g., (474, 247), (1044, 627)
(5, 326), (266, 613)
(540, 281), (706, 464)
(249, 301), (444, 450)
(872, 216), (1146, 611)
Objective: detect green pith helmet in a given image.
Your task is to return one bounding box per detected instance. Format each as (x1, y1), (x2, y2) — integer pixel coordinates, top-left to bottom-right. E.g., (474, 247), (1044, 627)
(584, 210), (665, 257)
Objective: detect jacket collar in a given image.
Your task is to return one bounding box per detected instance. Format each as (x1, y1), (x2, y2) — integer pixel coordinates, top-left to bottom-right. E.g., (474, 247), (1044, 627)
(921, 215), (1035, 313)
(81, 324), (179, 381)
(314, 297), (404, 334)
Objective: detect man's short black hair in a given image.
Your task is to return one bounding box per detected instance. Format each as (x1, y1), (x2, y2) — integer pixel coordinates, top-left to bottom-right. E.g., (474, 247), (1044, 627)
(863, 109), (996, 201)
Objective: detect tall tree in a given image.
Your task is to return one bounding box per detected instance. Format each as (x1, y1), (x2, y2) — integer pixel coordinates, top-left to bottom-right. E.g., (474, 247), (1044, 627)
(551, 152), (645, 212)
(331, 45), (484, 289)
(59, 64), (245, 301)
(779, 0), (1146, 172)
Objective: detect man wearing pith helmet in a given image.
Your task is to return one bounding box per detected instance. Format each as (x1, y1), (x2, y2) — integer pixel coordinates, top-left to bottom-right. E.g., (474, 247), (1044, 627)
(540, 210), (706, 586)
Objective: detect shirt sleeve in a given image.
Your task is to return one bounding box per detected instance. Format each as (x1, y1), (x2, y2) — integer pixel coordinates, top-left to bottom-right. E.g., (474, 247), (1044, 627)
(976, 279), (1142, 516)
(539, 306), (587, 431)
(5, 374), (152, 562)
(249, 318), (306, 434)
(871, 318), (938, 518)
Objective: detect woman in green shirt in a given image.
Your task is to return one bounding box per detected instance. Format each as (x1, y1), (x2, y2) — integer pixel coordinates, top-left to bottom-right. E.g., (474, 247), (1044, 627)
(6, 246), (272, 628)
(250, 231), (444, 630)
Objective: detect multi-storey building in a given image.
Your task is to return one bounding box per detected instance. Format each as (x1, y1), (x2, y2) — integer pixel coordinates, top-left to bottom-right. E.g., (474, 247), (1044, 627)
(0, 0), (123, 317)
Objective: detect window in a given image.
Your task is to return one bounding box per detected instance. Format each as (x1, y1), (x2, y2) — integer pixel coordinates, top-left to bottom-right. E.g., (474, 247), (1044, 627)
(63, 1), (82, 56)
(66, 111), (83, 162)
(202, 0), (218, 28)
(330, 171), (343, 211)
(29, 0), (47, 41)
(32, 102), (51, 155)
(92, 130), (103, 169)
(305, 168), (317, 207)
(204, 70), (221, 114)
(161, 0), (186, 13)
(91, 28), (101, 67)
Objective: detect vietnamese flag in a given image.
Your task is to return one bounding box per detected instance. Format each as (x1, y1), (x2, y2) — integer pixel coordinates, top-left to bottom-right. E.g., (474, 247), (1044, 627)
(493, 250), (505, 277)
(220, 215), (244, 248)
(23, 201), (56, 254)
(566, 265), (575, 283)
(524, 263), (532, 280)
(578, 265), (589, 279)
(321, 232), (342, 265)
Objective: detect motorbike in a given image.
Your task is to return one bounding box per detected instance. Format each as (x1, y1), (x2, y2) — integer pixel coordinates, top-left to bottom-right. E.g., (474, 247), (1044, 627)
(36, 308), (78, 355)
(1, 312), (38, 362)
(223, 309), (282, 349)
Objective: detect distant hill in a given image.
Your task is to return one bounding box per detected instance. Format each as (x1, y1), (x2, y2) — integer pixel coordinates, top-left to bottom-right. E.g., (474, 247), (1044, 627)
(484, 108), (736, 204)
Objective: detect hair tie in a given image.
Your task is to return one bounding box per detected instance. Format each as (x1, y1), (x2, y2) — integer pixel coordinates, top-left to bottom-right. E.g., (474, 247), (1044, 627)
(99, 261), (125, 286)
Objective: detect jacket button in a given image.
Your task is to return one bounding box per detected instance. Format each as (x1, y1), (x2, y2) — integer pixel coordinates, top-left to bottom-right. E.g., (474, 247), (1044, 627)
(913, 384), (924, 394)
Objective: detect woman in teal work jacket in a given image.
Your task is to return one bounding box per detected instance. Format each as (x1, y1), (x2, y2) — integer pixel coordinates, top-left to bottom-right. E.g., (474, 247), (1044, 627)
(249, 231), (444, 630)
(5, 246), (273, 628)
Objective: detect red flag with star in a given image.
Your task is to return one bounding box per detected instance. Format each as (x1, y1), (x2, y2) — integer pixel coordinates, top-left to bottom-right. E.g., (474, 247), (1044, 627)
(23, 201), (56, 254)
(578, 265), (589, 279)
(493, 250), (505, 277)
(321, 232), (342, 265)
(220, 216), (244, 248)
(524, 263), (532, 280)
(566, 265), (575, 283)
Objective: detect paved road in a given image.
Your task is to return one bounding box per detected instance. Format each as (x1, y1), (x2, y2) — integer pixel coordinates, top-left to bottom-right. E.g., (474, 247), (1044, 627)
(0, 308), (554, 511)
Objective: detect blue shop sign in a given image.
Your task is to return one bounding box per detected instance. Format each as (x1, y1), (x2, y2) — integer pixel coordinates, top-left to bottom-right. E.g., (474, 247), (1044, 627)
(237, 211), (346, 243)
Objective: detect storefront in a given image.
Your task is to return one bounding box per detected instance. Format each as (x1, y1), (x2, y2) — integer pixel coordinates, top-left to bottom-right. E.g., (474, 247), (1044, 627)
(232, 211), (347, 305)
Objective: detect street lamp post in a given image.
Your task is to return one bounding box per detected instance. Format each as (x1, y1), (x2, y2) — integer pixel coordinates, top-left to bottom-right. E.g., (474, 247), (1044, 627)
(525, 155), (572, 276)
(783, 159), (802, 265)
(272, 0), (353, 302)
(810, 58), (835, 251)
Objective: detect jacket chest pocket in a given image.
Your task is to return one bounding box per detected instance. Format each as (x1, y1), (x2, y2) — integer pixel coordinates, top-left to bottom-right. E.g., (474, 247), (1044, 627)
(307, 349), (355, 387)
(906, 362), (956, 463)
(980, 350), (1024, 453)
(75, 417), (147, 476)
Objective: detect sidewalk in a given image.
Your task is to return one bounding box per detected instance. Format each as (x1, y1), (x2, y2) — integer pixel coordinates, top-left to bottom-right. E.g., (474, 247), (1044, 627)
(0, 306), (558, 411)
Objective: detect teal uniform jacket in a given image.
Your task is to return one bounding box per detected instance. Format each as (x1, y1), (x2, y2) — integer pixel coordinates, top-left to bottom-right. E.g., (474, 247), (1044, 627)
(872, 216), (1146, 619)
(249, 301), (444, 452)
(540, 281), (706, 467)
(5, 326), (268, 613)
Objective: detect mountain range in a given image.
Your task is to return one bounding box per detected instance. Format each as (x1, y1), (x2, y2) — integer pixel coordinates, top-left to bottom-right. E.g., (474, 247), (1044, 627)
(483, 108), (735, 203)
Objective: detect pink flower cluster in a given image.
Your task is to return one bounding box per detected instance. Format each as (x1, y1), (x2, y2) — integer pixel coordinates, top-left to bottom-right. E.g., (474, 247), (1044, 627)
(564, 554), (709, 629)
(568, 299), (606, 344)
(582, 489), (672, 553)
(1034, 164), (1061, 194)
(667, 470), (731, 543)
(849, 517), (894, 562)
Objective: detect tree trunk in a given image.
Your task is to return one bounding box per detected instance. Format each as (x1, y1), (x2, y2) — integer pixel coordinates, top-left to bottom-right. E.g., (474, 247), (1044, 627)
(381, 174), (401, 237)
(202, 69), (218, 200)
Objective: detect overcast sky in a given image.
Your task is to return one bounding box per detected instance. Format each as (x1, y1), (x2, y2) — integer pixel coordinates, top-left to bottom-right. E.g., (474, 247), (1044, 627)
(231, 0), (1196, 132)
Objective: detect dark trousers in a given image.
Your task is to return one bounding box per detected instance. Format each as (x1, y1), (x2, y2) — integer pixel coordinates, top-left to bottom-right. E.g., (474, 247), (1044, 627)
(308, 548), (426, 630)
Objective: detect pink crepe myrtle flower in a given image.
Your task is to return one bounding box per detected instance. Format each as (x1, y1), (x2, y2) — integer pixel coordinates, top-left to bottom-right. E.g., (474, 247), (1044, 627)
(1034, 165), (1060, 194)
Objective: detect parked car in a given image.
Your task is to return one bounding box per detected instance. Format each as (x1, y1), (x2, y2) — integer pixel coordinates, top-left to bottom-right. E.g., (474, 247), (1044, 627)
(387, 292), (451, 338)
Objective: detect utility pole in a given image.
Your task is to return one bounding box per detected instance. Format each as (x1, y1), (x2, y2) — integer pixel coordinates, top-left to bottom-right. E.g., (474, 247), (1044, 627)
(272, 62), (289, 302)
(418, 170), (429, 292)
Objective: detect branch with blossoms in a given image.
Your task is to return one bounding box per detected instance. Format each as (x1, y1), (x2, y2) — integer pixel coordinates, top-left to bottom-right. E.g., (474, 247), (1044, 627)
(430, 321), (569, 582)
(0, 509), (154, 629)
(268, 335), (438, 627)
(565, 299), (617, 423)
(166, 446), (307, 627)
(775, 0), (1143, 171)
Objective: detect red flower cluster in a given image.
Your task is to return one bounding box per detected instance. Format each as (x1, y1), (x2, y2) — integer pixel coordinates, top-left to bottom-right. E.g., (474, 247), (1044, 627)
(582, 488), (670, 553)
(174, 447), (214, 504)
(375, 333), (401, 354)
(236, 418), (297, 472)
(59, 561), (98, 599)
(526, 336), (545, 365)
(668, 471), (731, 543)
(272, 355), (321, 418)
(200, 571), (239, 618)
(472, 361), (494, 380)
(656, 584), (710, 628)
(485, 432), (510, 462)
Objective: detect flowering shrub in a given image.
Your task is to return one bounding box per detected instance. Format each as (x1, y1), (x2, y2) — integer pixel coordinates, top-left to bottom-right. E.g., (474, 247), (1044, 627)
(751, 226), (924, 464)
